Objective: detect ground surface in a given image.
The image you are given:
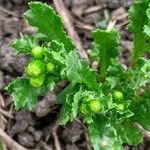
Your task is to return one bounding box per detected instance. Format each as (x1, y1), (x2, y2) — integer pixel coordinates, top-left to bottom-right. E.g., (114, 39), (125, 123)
(0, 0), (150, 149)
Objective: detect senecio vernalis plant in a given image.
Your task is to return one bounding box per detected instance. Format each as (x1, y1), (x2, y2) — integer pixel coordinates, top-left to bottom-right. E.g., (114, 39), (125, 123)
(5, 0), (150, 149)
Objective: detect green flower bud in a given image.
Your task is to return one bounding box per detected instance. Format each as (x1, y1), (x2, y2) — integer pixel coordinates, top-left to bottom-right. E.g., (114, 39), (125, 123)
(46, 62), (55, 73)
(88, 99), (102, 114)
(113, 91), (124, 103)
(26, 60), (46, 77)
(31, 46), (45, 59)
(30, 74), (45, 88)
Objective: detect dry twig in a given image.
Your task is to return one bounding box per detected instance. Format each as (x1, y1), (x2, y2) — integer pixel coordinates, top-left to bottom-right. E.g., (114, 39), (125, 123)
(107, 19), (117, 32)
(53, 0), (89, 60)
(40, 141), (53, 150)
(45, 117), (60, 142)
(83, 5), (106, 14)
(0, 128), (28, 150)
(75, 21), (94, 31)
(75, 119), (92, 150)
(0, 108), (14, 119)
(0, 94), (5, 108)
(52, 131), (62, 150)
(0, 6), (21, 17)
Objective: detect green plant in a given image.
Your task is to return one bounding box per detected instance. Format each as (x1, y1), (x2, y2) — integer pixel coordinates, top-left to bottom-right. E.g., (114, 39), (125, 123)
(113, 91), (124, 103)
(5, 1), (150, 149)
(31, 46), (45, 59)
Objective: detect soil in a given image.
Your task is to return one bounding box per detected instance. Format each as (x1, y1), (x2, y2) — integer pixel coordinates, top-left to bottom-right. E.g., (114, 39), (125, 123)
(0, 0), (150, 150)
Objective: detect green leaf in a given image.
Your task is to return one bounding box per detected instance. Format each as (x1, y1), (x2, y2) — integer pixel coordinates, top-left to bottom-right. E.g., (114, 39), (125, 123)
(128, 0), (149, 34)
(127, 58), (150, 90)
(106, 60), (126, 89)
(5, 78), (39, 110)
(131, 90), (150, 131)
(144, 7), (150, 37)
(39, 76), (56, 95)
(60, 88), (82, 125)
(66, 51), (99, 91)
(60, 94), (72, 125)
(144, 25), (150, 36)
(88, 117), (123, 150)
(71, 89), (83, 121)
(11, 35), (36, 54)
(88, 116), (106, 150)
(24, 2), (75, 52)
(50, 40), (65, 52)
(49, 41), (66, 65)
(59, 83), (81, 125)
(92, 29), (120, 79)
(99, 126), (123, 150)
(57, 83), (80, 103)
(118, 121), (143, 146)
(84, 115), (94, 124)
(5, 76), (56, 111)
(128, 0), (150, 61)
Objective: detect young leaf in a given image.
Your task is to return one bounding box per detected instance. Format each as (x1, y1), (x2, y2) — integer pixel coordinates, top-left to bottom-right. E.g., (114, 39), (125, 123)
(71, 89), (83, 121)
(59, 90), (82, 125)
(144, 6), (150, 38)
(143, 4), (150, 36)
(128, 0), (150, 62)
(48, 41), (66, 65)
(92, 29), (120, 79)
(59, 83), (81, 125)
(39, 76), (56, 95)
(127, 58), (150, 90)
(60, 94), (72, 125)
(106, 60), (126, 89)
(65, 51), (99, 91)
(24, 2), (75, 52)
(11, 35), (36, 54)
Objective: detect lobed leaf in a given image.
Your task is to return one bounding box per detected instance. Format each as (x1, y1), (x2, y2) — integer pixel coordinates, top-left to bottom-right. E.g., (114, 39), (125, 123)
(5, 78), (39, 110)
(24, 2), (75, 52)
(92, 29), (120, 79)
(59, 83), (81, 125)
(11, 35), (36, 54)
(65, 51), (99, 91)
(128, 0), (150, 61)
(118, 121), (143, 146)
(131, 90), (150, 131)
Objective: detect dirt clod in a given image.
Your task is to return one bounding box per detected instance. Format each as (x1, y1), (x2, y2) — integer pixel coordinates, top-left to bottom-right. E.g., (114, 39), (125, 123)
(9, 120), (28, 136)
(15, 110), (36, 126)
(34, 92), (56, 117)
(66, 144), (80, 150)
(17, 132), (35, 148)
(61, 122), (83, 143)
